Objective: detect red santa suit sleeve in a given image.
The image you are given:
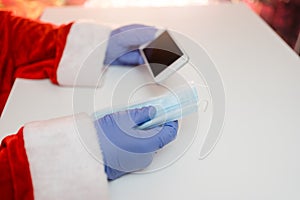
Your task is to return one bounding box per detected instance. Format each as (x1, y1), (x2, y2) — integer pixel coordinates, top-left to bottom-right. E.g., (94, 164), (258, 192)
(0, 113), (109, 200)
(0, 11), (112, 199)
(0, 11), (111, 115)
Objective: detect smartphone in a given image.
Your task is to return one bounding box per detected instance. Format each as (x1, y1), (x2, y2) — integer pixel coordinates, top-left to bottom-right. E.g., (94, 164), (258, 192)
(140, 30), (189, 83)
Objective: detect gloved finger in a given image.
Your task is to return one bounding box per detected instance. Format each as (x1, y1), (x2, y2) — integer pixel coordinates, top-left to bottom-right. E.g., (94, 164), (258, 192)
(110, 24), (152, 36)
(129, 106), (156, 126)
(105, 43), (145, 66)
(114, 50), (144, 66)
(112, 25), (157, 47)
(155, 120), (179, 148)
(133, 120), (178, 153)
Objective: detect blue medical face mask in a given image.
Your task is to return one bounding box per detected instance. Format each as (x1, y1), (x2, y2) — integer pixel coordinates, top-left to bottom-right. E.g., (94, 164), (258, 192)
(93, 84), (198, 129)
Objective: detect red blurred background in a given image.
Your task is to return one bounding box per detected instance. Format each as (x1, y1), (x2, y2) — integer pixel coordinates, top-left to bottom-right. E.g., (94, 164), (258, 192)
(0, 0), (299, 52)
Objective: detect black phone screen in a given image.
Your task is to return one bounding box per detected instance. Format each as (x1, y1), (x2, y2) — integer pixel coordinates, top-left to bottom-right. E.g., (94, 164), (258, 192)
(142, 31), (183, 77)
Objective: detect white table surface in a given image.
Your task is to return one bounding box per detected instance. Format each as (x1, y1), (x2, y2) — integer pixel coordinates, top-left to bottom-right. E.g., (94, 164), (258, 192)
(1, 3), (300, 199)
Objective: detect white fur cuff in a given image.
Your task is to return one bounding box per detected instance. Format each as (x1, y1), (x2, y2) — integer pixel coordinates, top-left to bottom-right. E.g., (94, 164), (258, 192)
(23, 113), (108, 200)
(57, 22), (111, 87)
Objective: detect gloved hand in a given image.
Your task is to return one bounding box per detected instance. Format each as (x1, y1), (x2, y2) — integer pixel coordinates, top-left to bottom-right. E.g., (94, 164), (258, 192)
(94, 106), (178, 180)
(104, 24), (157, 66)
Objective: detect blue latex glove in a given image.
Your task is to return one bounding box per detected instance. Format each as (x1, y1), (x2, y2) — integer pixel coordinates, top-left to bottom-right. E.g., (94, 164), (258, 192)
(94, 106), (178, 180)
(104, 24), (157, 66)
